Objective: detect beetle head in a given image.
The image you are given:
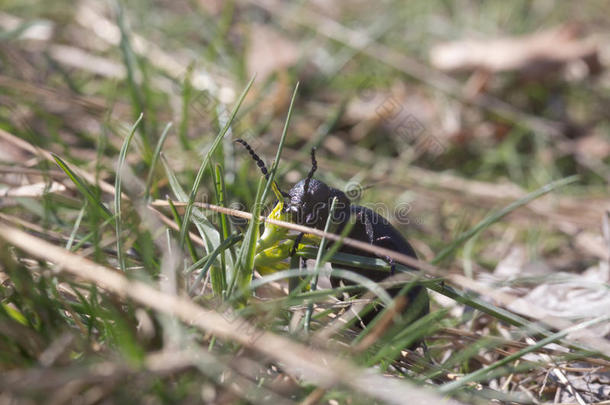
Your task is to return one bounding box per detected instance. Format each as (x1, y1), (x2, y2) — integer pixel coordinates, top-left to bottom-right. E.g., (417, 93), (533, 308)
(285, 146), (350, 228)
(286, 178), (350, 228)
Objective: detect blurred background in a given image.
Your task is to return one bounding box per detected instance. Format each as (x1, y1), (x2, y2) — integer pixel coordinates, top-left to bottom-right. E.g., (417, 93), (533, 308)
(2, 0), (609, 266)
(1, 0), (609, 403)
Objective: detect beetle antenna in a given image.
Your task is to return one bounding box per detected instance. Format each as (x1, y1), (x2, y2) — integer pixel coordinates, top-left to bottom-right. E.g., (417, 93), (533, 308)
(235, 139), (269, 178)
(235, 139), (288, 198)
(306, 147), (317, 182)
(303, 147), (317, 195)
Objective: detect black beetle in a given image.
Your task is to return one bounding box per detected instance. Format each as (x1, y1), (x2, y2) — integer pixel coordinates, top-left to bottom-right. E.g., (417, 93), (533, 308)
(235, 139), (429, 328)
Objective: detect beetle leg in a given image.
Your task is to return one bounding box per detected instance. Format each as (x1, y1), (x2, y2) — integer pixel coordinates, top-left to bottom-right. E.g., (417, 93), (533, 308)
(290, 232), (304, 257)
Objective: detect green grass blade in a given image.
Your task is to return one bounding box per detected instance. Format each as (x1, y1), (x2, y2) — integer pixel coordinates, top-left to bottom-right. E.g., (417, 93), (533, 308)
(115, 113), (143, 272)
(212, 164), (230, 294)
(115, 1), (151, 159)
(52, 154), (112, 219)
(244, 267), (394, 307)
(313, 197), (338, 272)
(230, 177), (264, 299)
(185, 234), (242, 274)
(304, 196), (338, 331)
(160, 154), (188, 200)
(66, 202), (87, 250)
(439, 315), (609, 393)
(145, 122), (173, 201)
(168, 198), (197, 262)
(432, 175), (579, 264)
(294, 247), (590, 347)
(320, 213), (356, 264)
(70, 217), (115, 252)
(178, 76), (255, 247)
(160, 154), (219, 255)
(367, 309), (448, 366)
(260, 82), (299, 204)
(188, 233), (243, 296)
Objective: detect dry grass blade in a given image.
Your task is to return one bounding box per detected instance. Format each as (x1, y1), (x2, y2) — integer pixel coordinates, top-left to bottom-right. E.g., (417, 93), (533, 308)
(3, 2), (608, 401)
(0, 182), (65, 197)
(151, 199), (610, 356)
(430, 25), (598, 74)
(0, 128), (117, 196)
(0, 349), (294, 404)
(0, 224), (462, 405)
(153, 199), (427, 271)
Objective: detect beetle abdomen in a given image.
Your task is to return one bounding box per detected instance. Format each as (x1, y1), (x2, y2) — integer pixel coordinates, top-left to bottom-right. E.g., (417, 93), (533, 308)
(330, 205), (429, 326)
